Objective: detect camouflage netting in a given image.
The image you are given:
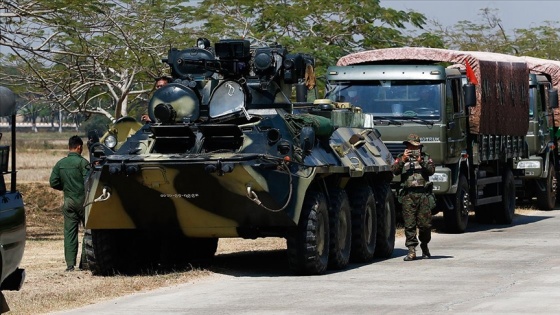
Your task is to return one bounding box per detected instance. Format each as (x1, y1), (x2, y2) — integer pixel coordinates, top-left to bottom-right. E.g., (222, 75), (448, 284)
(337, 48), (530, 136)
(522, 56), (560, 127)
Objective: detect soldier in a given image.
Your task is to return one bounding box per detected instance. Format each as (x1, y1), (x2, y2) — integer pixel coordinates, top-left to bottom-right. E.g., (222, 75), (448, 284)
(142, 76), (172, 123)
(392, 134), (436, 261)
(50, 136), (90, 271)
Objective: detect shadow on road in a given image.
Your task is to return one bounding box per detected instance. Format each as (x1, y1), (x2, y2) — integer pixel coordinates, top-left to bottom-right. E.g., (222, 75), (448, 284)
(431, 212), (554, 234)
(207, 210), (555, 277)
(209, 248), (402, 278)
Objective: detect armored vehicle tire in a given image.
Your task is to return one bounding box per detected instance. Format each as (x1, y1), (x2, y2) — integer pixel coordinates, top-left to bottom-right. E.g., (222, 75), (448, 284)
(536, 161), (556, 210)
(494, 168), (516, 224)
(444, 175), (470, 233)
(347, 185), (377, 263)
(287, 190), (330, 275)
(327, 188), (352, 270)
(85, 229), (122, 276)
(186, 237), (219, 262)
(372, 182), (396, 258)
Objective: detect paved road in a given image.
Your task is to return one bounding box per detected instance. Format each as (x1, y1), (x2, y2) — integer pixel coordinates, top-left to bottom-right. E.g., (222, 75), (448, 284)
(54, 210), (560, 315)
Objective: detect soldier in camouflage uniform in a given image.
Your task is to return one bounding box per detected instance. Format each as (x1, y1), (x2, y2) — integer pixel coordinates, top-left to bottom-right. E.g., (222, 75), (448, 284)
(50, 136), (90, 271)
(392, 134), (436, 261)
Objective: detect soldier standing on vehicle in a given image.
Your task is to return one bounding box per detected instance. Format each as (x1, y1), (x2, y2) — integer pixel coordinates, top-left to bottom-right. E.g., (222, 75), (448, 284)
(392, 134), (436, 261)
(49, 135), (90, 271)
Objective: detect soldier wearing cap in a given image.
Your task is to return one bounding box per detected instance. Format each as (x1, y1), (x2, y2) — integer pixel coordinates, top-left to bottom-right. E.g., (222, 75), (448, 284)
(391, 134), (436, 261)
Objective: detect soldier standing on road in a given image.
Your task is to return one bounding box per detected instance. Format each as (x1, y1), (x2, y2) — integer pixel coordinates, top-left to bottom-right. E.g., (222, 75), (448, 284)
(49, 135), (90, 271)
(392, 134), (436, 261)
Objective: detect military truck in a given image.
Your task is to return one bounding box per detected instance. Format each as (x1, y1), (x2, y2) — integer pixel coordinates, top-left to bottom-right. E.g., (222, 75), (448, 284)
(510, 56), (560, 210)
(84, 38), (396, 275)
(326, 48), (531, 233)
(0, 86), (26, 312)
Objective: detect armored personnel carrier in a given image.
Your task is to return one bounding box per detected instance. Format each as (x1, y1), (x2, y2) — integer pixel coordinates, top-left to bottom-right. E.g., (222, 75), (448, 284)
(84, 38), (395, 275)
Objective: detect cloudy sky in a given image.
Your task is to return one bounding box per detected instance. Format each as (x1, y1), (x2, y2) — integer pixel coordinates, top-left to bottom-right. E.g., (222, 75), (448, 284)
(380, 0), (560, 30)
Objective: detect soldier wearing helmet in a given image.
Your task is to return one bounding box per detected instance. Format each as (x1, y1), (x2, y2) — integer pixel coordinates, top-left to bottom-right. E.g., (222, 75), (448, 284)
(391, 134), (436, 261)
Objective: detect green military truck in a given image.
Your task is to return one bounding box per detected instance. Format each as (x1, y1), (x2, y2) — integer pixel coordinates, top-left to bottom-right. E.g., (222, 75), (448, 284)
(512, 56), (560, 210)
(325, 48), (531, 233)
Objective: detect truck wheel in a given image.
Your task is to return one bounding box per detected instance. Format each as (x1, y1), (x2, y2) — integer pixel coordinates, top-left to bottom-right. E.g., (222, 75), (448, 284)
(536, 161), (556, 210)
(327, 189), (352, 270)
(347, 186), (377, 263)
(372, 182), (396, 258)
(474, 205), (494, 224)
(495, 168), (516, 224)
(287, 190), (330, 275)
(444, 175), (470, 233)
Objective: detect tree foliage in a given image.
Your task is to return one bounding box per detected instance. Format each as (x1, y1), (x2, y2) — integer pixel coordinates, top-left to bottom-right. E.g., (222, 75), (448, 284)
(193, 0), (439, 75)
(0, 0), (436, 119)
(0, 0), (196, 121)
(432, 8), (560, 59)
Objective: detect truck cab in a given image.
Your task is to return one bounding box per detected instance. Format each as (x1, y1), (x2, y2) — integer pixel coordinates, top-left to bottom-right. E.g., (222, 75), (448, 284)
(513, 73), (558, 209)
(326, 64), (468, 197)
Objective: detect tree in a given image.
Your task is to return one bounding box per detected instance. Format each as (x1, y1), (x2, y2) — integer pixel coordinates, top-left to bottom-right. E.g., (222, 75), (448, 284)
(193, 0), (440, 77)
(0, 0), (196, 121)
(432, 8), (560, 59)
(1, 0), (441, 120)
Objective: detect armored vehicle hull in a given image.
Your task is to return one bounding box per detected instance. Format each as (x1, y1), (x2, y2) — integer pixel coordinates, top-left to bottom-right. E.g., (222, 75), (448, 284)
(84, 39), (396, 275)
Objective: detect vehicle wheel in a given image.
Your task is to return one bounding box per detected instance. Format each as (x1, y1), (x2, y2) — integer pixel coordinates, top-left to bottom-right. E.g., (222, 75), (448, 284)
(536, 160), (556, 210)
(474, 205), (494, 224)
(347, 185), (377, 263)
(372, 182), (396, 258)
(444, 175), (470, 233)
(85, 229), (121, 276)
(327, 188), (352, 270)
(186, 237), (219, 263)
(287, 190), (330, 275)
(494, 168), (516, 224)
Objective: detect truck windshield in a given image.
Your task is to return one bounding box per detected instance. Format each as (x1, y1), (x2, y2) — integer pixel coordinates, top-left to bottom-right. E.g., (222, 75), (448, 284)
(326, 80), (442, 120)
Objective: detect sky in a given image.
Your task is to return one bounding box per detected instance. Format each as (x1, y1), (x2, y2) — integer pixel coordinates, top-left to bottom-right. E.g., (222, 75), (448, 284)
(380, 0), (560, 30)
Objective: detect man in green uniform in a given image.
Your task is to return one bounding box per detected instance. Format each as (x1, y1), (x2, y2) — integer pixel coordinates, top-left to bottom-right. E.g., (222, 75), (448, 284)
(392, 134), (436, 261)
(50, 136), (90, 271)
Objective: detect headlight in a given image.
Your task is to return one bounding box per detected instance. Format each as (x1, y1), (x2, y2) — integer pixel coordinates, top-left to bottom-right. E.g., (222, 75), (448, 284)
(429, 173), (448, 182)
(104, 135), (117, 149)
(517, 161), (541, 169)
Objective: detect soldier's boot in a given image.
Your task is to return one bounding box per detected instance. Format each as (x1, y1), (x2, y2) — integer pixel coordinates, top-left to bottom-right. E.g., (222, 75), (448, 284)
(403, 246), (416, 261)
(421, 243), (431, 259)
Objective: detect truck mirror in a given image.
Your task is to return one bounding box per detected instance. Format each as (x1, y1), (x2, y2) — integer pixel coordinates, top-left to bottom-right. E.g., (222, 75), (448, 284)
(464, 84), (476, 107)
(548, 89), (558, 109)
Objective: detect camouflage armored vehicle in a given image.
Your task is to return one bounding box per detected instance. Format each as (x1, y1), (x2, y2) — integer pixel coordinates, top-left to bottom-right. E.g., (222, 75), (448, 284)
(84, 38), (396, 275)
(0, 86), (26, 312)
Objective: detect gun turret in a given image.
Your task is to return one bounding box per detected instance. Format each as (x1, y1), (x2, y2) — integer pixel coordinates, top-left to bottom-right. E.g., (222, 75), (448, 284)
(151, 38), (315, 125)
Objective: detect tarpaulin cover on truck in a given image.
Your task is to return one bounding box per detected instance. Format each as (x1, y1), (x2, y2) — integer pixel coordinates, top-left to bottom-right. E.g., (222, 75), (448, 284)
(522, 56), (560, 127)
(337, 47), (529, 136)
